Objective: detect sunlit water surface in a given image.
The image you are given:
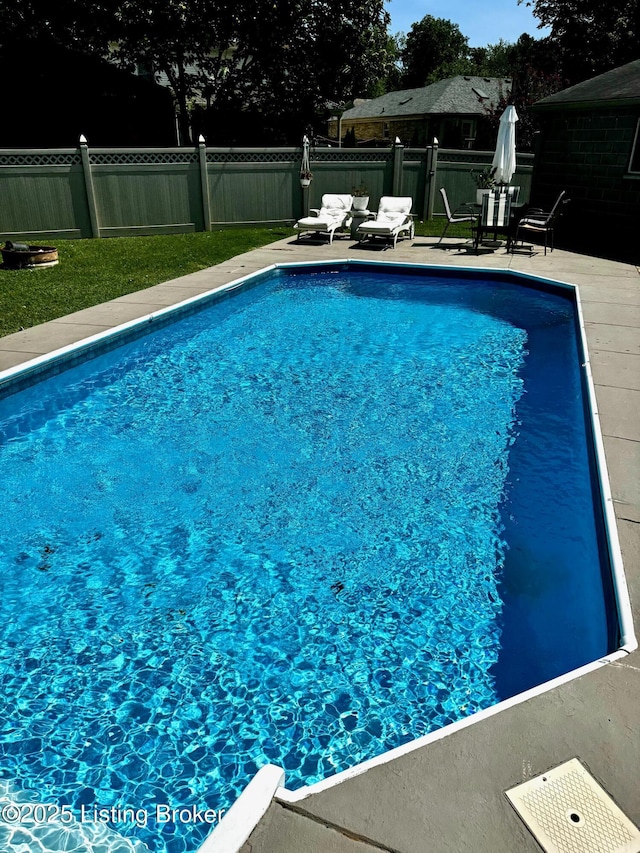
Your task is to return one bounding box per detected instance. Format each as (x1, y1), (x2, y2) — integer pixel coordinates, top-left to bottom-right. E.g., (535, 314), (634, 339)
(0, 268), (613, 851)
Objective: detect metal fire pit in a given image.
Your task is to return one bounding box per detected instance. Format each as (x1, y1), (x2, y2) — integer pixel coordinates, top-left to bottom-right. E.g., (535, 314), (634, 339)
(1, 241), (59, 269)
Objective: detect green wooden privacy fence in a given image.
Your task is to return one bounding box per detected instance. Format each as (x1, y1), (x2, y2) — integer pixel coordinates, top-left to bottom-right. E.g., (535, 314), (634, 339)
(0, 139), (534, 240)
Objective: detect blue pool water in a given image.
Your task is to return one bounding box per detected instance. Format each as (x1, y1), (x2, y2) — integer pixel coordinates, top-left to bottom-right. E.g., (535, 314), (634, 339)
(0, 265), (616, 852)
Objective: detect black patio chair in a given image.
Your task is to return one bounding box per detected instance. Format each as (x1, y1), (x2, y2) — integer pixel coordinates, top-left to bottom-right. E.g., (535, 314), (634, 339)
(512, 190), (570, 255)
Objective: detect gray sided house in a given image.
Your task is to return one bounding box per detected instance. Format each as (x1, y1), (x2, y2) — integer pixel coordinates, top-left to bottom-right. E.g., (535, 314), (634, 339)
(329, 76), (511, 149)
(531, 59), (640, 258)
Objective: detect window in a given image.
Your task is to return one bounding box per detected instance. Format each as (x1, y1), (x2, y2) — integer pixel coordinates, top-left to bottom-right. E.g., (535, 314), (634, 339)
(628, 117), (640, 174)
(462, 120), (476, 149)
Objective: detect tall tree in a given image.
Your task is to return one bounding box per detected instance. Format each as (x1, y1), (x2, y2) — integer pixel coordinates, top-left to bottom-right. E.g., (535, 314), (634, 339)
(469, 40), (517, 77)
(111, 0), (241, 143)
(369, 33), (406, 96)
(482, 34), (565, 151)
(400, 15), (469, 87)
(519, 0), (640, 83)
(4, 0), (390, 144)
(1, 0), (237, 143)
(223, 0), (390, 137)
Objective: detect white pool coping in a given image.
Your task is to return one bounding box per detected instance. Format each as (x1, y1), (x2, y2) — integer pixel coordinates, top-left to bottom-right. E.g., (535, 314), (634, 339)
(196, 765), (284, 853)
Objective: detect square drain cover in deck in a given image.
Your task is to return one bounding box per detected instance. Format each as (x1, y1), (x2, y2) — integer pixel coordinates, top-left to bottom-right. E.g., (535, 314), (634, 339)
(505, 758), (640, 853)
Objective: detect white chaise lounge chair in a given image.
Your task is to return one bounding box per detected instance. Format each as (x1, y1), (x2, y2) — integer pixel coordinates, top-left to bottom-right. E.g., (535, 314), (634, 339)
(356, 196), (414, 248)
(294, 194), (354, 244)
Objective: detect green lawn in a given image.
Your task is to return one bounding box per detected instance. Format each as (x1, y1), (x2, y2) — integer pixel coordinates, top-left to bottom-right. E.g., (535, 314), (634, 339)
(414, 219), (473, 240)
(0, 219), (472, 337)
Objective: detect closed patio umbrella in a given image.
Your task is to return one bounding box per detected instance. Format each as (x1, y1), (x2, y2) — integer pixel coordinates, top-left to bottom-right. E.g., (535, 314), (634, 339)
(491, 105), (519, 185)
(300, 134), (311, 178)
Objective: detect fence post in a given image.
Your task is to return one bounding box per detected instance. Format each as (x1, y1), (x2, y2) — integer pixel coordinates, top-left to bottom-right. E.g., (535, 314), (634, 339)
(392, 140), (404, 196)
(300, 182), (311, 218)
(79, 134), (100, 238)
(198, 135), (212, 232)
(423, 138), (439, 221)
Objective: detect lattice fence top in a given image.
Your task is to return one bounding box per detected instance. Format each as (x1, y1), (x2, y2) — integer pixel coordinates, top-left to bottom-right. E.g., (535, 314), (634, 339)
(439, 150), (497, 164)
(0, 152), (81, 167)
(439, 149), (534, 165)
(0, 146), (473, 169)
(90, 151), (198, 165)
(206, 150), (296, 163)
(311, 149), (393, 163)
(403, 150), (430, 163)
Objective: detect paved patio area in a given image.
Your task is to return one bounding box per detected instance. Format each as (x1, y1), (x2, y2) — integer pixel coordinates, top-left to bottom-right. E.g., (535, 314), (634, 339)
(1, 233), (638, 852)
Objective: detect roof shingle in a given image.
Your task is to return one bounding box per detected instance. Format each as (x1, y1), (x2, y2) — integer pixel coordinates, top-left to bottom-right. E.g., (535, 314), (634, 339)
(340, 76), (512, 120)
(534, 59), (640, 108)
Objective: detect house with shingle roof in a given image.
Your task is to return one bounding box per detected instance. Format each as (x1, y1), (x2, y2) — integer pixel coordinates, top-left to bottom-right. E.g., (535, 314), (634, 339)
(328, 76), (511, 148)
(531, 59), (640, 258)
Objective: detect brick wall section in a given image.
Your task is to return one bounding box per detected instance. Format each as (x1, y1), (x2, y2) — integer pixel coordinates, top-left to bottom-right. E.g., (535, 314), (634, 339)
(533, 107), (640, 251)
(330, 118), (428, 145)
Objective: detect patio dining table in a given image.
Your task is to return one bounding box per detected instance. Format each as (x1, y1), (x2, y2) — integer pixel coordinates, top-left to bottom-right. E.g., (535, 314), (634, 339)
(467, 200), (528, 251)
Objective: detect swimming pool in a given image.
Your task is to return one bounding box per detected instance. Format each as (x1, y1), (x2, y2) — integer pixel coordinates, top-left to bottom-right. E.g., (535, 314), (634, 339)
(0, 261), (633, 853)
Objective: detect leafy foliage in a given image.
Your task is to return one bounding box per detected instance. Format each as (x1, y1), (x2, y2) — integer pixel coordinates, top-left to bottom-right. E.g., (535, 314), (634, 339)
(519, 0), (640, 83)
(468, 41), (518, 77)
(370, 33), (406, 96)
(478, 34), (566, 152)
(211, 0), (390, 142)
(483, 77), (566, 152)
(470, 167), (497, 189)
(8, 0), (633, 146)
(400, 16), (469, 87)
(0, 0), (113, 55)
(4, 0), (390, 144)
(112, 0), (241, 144)
(397, 29), (564, 153)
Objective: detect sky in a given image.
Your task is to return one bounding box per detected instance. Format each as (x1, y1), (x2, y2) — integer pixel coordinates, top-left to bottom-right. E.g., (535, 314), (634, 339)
(386, 0), (550, 47)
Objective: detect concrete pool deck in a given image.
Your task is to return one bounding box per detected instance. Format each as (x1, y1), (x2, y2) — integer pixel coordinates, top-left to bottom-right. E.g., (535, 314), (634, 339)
(1, 234), (638, 852)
